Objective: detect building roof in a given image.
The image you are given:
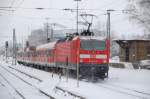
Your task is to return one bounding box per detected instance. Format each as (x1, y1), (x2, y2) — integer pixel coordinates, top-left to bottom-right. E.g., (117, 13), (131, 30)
(113, 39), (150, 42)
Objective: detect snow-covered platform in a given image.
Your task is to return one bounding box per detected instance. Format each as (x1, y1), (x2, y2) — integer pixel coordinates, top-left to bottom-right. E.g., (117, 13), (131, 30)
(0, 60), (150, 99)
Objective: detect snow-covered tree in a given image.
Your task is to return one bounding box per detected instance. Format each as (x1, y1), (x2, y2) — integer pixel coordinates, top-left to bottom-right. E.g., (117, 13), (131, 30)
(127, 0), (150, 38)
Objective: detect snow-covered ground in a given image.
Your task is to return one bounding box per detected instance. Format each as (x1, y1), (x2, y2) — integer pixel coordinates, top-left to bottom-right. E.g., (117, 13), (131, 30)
(0, 59), (150, 99)
(140, 60), (150, 69)
(109, 56), (134, 69)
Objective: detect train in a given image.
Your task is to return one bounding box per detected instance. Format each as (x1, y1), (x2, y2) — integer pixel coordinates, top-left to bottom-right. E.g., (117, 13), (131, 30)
(17, 30), (110, 81)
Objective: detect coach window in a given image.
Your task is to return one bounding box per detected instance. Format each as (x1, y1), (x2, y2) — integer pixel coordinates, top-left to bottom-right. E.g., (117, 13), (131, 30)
(32, 52), (35, 57)
(42, 51), (44, 57)
(36, 51), (38, 56)
(34, 51), (37, 57)
(38, 51), (40, 56)
(43, 51), (45, 57)
(41, 51), (43, 57)
(39, 51), (41, 57)
(37, 51), (39, 57)
(38, 51), (40, 57)
(27, 52), (29, 57)
(49, 50), (52, 56)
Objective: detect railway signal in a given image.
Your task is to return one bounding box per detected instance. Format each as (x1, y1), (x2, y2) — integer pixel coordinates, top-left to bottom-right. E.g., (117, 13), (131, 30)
(5, 41), (8, 63)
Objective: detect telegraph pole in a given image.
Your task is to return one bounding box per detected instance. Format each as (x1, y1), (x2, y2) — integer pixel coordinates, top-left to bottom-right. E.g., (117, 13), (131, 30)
(106, 10), (114, 77)
(46, 18), (50, 42)
(107, 10), (110, 40)
(50, 25), (54, 42)
(107, 9), (114, 41)
(12, 28), (16, 65)
(63, 0), (81, 87)
(107, 9), (114, 51)
(74, 0), (81, 88)
(75, 0), (81, 34)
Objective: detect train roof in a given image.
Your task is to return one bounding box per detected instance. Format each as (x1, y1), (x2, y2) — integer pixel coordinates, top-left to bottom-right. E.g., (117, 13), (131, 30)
(17, 48), (24, 53)
(72, 36), (106, 40)
(36, 41), (56, 51)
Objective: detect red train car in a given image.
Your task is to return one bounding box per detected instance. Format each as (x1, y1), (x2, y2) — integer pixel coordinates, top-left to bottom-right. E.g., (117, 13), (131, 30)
(17, 33), (109, 80)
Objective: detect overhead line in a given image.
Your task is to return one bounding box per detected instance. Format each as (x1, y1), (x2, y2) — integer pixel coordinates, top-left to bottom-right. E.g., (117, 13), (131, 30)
(0, 9), (15, 11)
(0, 7), (137, 12)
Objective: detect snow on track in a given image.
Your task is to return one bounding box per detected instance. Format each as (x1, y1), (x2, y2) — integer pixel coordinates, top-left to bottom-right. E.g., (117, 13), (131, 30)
(5, 65), (82, 99)
(0, 73), (24, 99)
(9, 66), (42, 82)
(96, 83), (150, 99)
(0, 65), (51, 99)
(6, 64), (145, 99)
(1, 61), (150, 99)
(101, 83), (150, 96)
(0, 63), (81, 99)
(108, 67), (150, 94)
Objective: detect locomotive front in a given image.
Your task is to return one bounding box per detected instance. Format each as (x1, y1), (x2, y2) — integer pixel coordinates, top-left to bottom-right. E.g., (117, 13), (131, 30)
(78, 36), (109, 80)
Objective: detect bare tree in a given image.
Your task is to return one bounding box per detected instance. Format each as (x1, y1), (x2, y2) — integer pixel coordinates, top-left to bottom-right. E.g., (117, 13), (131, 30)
(127, 0), (150, 38)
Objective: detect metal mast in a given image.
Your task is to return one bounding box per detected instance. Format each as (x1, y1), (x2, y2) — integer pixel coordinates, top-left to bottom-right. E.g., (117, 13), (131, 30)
(107, 9), (114, 51)
(46, 18), (50, 42)
(74, 0), (81, 88)
(12, 28), (16, 65)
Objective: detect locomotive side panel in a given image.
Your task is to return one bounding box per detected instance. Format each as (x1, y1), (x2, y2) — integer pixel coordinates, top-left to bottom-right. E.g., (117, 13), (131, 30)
(55, 41), (76, 69)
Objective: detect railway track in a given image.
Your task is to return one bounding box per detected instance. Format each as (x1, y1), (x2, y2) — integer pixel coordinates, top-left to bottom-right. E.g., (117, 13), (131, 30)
(0, 73), (26, 99)
(8, 66), (42, 82)
(5, 64), (150, 99)
(96, 83), (150, 99)
(7, 65), (86, 99)
(0, 66), (55, 99)
(104, 83), (150, 96)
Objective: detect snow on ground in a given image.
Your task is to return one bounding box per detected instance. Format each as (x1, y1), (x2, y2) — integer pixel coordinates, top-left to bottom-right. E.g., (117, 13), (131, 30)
(0, 59), (150, 99)
(0, 65), (50, 99)
(108, 67), (150, 93)
(140, 60), (150, 69)
(140, 60), (150, 66)
(110, 56), (120, 63)
(0, 81), (14, 99)
(110, 56), (134, 69)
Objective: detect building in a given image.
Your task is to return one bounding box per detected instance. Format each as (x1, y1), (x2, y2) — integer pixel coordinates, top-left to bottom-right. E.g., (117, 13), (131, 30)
(115, 39), (150, 62)
(27, 23), (105, 47)
(27, 29), (47, 46)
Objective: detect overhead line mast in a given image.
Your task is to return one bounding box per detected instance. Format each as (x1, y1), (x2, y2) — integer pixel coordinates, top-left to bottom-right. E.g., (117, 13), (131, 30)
(74, 0), (81, 88)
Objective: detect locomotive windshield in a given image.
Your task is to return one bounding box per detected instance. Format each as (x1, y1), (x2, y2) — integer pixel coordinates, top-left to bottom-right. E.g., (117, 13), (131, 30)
(80, 39), (105, 50)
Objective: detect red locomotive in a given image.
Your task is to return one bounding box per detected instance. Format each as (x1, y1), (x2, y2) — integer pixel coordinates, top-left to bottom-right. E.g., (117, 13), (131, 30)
(17, 30), (110, 80)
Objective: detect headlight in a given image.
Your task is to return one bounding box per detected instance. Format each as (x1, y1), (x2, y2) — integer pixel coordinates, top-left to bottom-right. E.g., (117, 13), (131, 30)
(103, 60), (107, 63)
(80, 59), (83, 62)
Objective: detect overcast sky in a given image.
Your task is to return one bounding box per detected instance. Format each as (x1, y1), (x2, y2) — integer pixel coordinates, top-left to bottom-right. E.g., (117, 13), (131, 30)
(0, 0), (143, 46)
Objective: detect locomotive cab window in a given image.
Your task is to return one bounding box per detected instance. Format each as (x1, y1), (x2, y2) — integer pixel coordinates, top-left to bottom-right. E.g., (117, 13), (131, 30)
(80, 39), (106, 50)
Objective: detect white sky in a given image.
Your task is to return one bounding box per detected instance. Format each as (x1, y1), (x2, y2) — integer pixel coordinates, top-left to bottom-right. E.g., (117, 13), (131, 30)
(0, 0), (143, 46)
